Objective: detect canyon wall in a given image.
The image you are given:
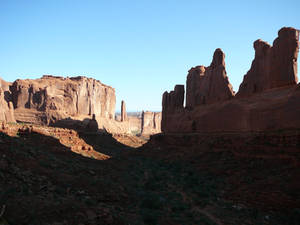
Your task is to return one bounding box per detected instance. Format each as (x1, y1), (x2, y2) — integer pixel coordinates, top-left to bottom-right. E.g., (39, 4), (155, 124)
(186, 48), (234, 109)
(11, 75), (115, 123)
(162, 85), (184, 132)
(4, 72), (163, 135)
(7, 75), (115, 125)
(237, 27), (299, 97)
(162, 27), (300, 133)
(0, 78), (15, 123)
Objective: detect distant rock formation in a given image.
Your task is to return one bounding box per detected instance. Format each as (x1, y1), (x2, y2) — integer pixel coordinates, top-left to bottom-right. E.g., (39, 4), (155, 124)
(186, 49), (234, 109)
(127, 115), (142, 134)
(237, 27), (299, 97)
(141, 111), (161, 135)
(0, 78), (15, 123)
(162, 27), (300, 133)
(121, 100), (127, 122)
(1, 74), (162, 136)
(9, 75), (115, 124)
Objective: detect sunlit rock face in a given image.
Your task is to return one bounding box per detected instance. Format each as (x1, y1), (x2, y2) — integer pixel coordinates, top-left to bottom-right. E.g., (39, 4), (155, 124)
(9, 75), (115, 124)
(0, 78), (15, 123)
(141, 111), (161, 135)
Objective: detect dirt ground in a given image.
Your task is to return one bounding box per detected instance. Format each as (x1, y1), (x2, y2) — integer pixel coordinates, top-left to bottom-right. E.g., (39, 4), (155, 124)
(0, 124), (299, 225)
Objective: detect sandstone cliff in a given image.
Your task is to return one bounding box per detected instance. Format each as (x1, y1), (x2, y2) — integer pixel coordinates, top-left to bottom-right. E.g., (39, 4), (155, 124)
(186, 49), (234, 109)
(116, 110), (162, 136)
(141, 111), (161, 135)
(162, 27), (300, 133)
(9, 75), (115, 124)
(162, 85), (185, 113)
(162, 85), (184, 132)
(237, 27), (299, 97)
(0, 78), (15, 123)
(1, 74), (162, 136)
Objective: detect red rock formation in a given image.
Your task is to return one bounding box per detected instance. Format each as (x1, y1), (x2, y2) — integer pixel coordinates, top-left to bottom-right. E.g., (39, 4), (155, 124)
(186, 66), (206, 108)
(186, 48), (234, 109)
(162, 27), (300, 134)
(237, 27), (299, 97)
(164, 85), (300, 133)
(0, 78), (15, 123)
(141, 111), (161, 135)
(162, 85), (184, 112)
(127, 115), (142, 134)
(162, 85), (184, 132)
(10, 75), (115, 124)
(121, 100), (127, 122)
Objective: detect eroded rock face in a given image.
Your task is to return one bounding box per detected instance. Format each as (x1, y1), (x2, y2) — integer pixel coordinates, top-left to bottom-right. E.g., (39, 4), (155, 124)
(121, 100), (127, 122)
(186, 66), (206, 108)
(186, 48), (234, 109)
(162, 27), (300, 133)
(237, 27), (299, 97)
(0, 78), (15, 123)
(162, 85), (184, 132)
(10, 75), (116, 124)
(141, 111), (161, 135)
(162, 85), (300, 133)
(162, 85), (184, 112)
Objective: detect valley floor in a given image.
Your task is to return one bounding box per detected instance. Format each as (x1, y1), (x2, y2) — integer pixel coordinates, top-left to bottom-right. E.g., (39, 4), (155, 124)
(0, 124), (299, 225)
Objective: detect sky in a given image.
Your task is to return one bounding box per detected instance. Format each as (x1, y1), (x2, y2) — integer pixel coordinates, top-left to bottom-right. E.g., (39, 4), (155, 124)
(0, 0), (299, 112)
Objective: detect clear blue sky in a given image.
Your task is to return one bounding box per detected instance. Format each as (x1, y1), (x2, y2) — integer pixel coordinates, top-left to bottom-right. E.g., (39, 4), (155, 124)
(0, 0), (299, 111)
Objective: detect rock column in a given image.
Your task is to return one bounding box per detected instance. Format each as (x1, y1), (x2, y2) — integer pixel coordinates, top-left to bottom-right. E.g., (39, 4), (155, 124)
(121, 100), (127, 122)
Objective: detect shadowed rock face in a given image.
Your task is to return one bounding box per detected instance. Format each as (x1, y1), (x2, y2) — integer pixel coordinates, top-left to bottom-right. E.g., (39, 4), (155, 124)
(162, 85), (184, 112)
(237, 27), (299, 97)
(9, 75), (115, 124)
(86, 114), (99, 132)
(186, 48), (234, 109)
(162, 27), (300, 133)
(162, 85), (184, 131)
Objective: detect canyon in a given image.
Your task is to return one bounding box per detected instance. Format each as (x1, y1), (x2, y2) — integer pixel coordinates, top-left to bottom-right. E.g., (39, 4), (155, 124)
(0, 26), (299, 225)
